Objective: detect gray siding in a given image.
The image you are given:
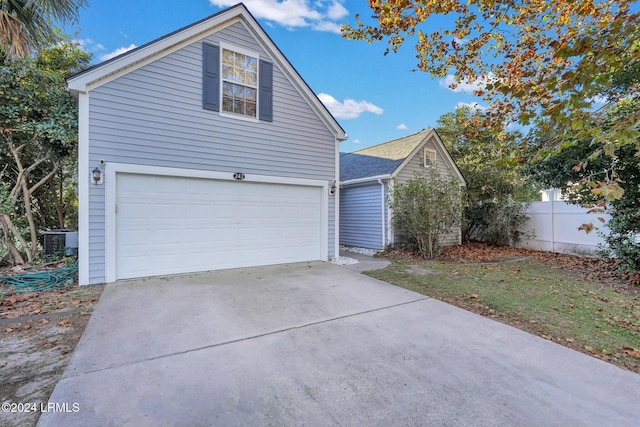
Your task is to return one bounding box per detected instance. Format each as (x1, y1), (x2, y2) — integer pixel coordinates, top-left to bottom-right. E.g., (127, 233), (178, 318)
(394, 136), (454, 184)
(391, 136), (461, 248)
(339, 183), (384, 250)
(86, 22), (337, 283)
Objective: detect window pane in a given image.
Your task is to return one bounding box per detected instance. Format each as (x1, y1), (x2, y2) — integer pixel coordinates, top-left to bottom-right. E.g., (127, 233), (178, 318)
(233, 100), (244, 114)
(222, 50), (233, 79)
(222, 97), (233, 113)
(246, 87), (257, 102)
(232, 84), (241, 98)
(246, 57), (257, 85)
(246, 101), (256, 117)
(223, 82), (233, 98)
(222, 64), (232, 80)
(222, 49), (232, 65)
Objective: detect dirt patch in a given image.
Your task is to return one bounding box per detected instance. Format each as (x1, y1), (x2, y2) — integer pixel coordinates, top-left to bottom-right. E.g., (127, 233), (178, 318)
(406, 265), (437, 275)
(0, 283), (104, 427)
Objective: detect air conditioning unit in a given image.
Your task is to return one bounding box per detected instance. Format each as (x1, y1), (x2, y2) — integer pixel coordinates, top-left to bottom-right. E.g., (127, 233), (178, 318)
(43, 230), (78, 256)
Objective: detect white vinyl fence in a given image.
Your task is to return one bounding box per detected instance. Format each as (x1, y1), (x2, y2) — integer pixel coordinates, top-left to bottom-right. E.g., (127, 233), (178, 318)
(515, 198), (610, 256)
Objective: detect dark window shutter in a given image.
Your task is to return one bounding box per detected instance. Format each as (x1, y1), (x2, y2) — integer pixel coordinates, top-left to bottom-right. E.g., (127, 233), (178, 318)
(259, 60), (273, 122)
(203, 43), (220, 111)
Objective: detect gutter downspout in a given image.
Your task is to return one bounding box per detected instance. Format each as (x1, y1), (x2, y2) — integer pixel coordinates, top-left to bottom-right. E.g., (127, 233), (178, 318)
(378, 179), (386, 249)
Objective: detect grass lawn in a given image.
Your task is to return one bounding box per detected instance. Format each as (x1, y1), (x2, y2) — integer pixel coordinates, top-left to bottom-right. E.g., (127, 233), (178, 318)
(367, 246), (640, 374)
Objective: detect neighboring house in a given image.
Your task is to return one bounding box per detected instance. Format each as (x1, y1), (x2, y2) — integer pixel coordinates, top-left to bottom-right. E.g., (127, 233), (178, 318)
(68, 4), (347, 285)
(339, 129), (465, 250)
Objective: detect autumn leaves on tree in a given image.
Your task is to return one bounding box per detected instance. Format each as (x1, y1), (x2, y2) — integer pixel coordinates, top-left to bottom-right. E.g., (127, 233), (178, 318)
(343, 0), (639, 200)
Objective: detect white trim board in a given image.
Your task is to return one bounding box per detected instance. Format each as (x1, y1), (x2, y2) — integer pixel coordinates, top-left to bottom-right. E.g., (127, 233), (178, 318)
(77, 93), (90, 286)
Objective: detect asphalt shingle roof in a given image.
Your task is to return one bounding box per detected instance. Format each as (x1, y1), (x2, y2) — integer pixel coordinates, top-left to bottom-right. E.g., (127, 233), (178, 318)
(340, 153), (404, 181)
(340, 129), (431, 182)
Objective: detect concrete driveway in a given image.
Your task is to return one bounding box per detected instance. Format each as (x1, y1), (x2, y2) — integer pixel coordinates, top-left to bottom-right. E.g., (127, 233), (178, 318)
(38, 261), (640, 426)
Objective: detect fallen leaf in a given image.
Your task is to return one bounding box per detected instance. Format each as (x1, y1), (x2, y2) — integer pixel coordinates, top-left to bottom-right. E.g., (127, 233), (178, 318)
(21, 323), (32, 331)
(71, 300), (81, 305)
(38, 318), (50, 324)
(584, 345), (595, 353)
(31, 308), (41, 315)
(58, 319), (71, 327)
(470, 293), (479, 299)
(4, 327), (14, 333)
(6, 297), (17, 305)
(623, 347), (640, 359)
(80, 311), (90, 316)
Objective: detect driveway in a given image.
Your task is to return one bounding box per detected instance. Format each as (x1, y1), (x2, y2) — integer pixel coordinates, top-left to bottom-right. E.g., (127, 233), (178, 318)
(38, 261), (640, 426)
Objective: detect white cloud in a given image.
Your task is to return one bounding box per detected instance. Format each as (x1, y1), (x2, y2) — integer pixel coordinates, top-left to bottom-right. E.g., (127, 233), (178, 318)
(440, 73), (496, 94)
(453, 37), (468, 46)
(589, 95), (608, 105)
(209, 0), (347, 33)
(312, 21), (342, 32)
(317, 93), (383, 119)
(456, 102), (487, 111)
(397, 123), (408, 130)
(351, 138), (361, 144)
(99, 44), (137, 61)
(326, 1), (348, 20)
(72, 38), (105, 53)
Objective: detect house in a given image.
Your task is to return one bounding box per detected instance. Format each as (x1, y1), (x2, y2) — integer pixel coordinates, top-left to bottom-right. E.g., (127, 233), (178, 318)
(67, 4), (347, 285)
(339, 129), (465, 250)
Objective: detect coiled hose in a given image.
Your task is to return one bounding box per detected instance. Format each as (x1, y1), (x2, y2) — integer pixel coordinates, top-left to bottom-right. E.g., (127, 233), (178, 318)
(0, 261), (78, 293)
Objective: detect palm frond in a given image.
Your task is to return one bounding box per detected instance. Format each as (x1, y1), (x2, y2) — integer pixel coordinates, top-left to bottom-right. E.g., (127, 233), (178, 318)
(1, 0), (86, 58)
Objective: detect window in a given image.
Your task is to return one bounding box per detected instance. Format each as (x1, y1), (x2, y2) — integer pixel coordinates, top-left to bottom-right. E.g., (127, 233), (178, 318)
(202, 43), (273, 121)
(222, 49), (258, 117)
(424, 149), (437, 166)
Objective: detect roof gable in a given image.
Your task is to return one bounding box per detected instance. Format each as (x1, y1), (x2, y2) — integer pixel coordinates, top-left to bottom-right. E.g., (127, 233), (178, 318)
(67, 3), (346, 140)
(340, 129), (466, 185)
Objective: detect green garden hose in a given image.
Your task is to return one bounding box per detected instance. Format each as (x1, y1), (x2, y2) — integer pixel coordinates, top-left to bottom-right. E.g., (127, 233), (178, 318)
(0, 262), (78, 293)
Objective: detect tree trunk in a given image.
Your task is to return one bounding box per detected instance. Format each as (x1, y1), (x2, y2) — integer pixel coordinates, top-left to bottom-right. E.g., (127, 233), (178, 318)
(21, 175), (38, 255)
(1, 215), (25, 265)
(5, 132), (59, 262)
(49, 175), (65, 229)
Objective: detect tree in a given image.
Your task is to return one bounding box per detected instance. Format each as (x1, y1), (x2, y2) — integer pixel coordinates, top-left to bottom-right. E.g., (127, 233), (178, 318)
(391, 166), (463, 258)
(0, 40), (90, 263)
(343, 0), (640, 198)
(436, 106), (534, 244)
(1, 0), (86, 58)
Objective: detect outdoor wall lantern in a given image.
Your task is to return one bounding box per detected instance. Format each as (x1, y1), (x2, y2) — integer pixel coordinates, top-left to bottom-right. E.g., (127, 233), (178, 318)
(329, 180), (337, 195)
(92, 167), (103, 185)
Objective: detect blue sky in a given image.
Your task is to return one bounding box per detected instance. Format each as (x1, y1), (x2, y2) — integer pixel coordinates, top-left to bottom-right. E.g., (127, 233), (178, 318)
(64, 0), (487, 152)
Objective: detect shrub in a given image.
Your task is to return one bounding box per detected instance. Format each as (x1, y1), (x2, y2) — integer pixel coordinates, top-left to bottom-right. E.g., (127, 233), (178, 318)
(465, 197), (529, 245)
(601, 207), (640, 284)
(391, 167), (463, 258)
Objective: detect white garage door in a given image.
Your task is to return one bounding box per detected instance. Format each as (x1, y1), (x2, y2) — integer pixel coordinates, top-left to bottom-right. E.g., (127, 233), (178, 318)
(115, 173), (323, 279)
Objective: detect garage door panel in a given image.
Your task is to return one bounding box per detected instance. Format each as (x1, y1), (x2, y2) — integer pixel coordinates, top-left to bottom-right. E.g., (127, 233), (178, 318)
(115, 174), (323, 280)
